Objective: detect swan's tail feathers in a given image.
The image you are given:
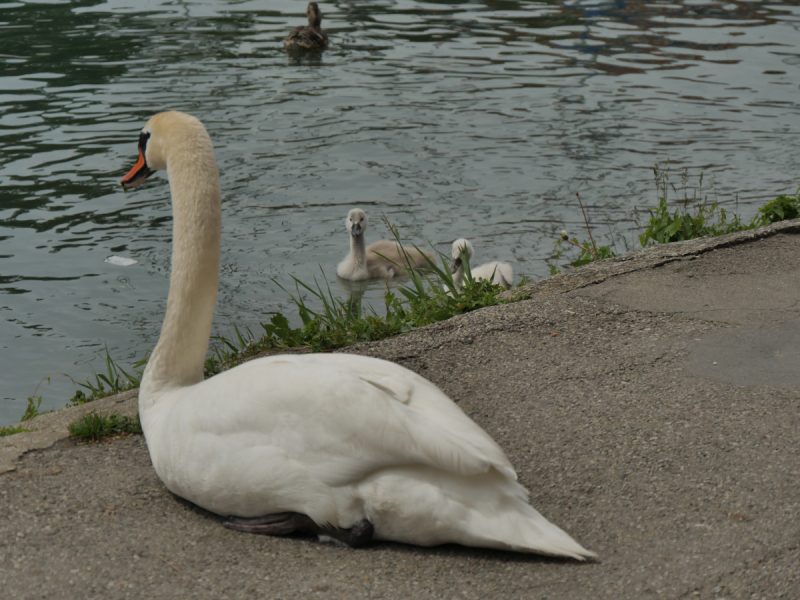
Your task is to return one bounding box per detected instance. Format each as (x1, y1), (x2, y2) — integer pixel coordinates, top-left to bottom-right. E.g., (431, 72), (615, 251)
(498, 263), (514, 289)
(491, 501), (596, 560)
(448, 484), (595, 559)
(365, 468), (596, 559)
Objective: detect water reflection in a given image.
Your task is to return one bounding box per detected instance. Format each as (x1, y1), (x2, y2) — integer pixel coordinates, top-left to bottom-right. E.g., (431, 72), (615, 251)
(335, 276), (372, 318)
(1, 0), (799, 424)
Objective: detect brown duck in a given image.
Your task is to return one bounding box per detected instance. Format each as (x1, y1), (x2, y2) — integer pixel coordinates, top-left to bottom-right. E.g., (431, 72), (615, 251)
(284, 2), (329, 51)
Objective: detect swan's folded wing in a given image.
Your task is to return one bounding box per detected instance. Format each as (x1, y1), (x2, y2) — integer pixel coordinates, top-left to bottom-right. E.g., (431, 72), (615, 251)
(200, 354), (516, 487)
(340, 354), (515, 476)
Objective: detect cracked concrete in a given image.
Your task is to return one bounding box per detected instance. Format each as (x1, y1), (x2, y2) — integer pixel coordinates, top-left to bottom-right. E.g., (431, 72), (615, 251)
(1, 221), (799, 599)
(574, 233), (800, 389)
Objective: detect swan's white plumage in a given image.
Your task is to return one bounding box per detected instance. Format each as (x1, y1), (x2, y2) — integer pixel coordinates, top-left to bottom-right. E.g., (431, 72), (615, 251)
(451, 238), (514, 289)
(145, 354), (515, 517)
(337, 208), (434, 280)
(124, 111), (594, 560)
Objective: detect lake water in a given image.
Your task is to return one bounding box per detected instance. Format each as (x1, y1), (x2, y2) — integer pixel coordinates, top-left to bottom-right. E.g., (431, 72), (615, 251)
(2, 0), (799, 426)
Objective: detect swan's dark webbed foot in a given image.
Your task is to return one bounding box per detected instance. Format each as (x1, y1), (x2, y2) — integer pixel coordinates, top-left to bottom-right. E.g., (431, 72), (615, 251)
(223, 512), (317, 536)
(223, 513), (374, 548)
(324, 518), (373, 548)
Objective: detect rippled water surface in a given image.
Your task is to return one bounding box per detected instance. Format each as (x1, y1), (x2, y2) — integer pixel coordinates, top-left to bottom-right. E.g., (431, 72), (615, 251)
(2, 0), (800, 425)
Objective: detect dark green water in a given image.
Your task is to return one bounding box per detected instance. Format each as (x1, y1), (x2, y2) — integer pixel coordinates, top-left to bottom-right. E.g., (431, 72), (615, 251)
(2, 0), (799, 425)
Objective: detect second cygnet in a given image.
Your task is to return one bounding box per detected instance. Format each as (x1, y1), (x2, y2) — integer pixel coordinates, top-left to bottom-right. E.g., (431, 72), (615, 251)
(450, 238), (513, 289)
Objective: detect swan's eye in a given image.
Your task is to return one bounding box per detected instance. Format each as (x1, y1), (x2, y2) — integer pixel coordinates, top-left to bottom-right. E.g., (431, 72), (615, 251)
(138, 131), (151, 154)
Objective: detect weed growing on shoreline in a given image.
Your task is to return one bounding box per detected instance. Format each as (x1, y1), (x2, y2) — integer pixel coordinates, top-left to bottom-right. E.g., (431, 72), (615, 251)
(638, 171), (799, 246)
(12, 178), (798, 432)
(549, 192), (618, 275)
(549, 164), (800, 274)
(67, 412), (142, 441)
(22, 396), (43, 421)
(203, 244), (524, 377)
(69, 346), (147, 406)
(0, 424), (29, 437)
(636, 165), (749, 245)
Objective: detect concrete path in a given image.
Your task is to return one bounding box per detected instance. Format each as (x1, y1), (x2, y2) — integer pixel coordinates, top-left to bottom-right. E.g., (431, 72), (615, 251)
(2, 222), (799, 599)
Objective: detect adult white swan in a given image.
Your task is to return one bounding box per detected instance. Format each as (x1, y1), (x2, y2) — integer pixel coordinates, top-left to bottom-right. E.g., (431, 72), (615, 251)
(451, 238), (514, 289)
(120, 111), (593, 559)
(337, 208), (435, 281)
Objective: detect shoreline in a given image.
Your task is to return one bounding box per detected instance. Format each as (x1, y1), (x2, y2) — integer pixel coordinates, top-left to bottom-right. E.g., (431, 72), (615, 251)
(4, 216), (800, 474)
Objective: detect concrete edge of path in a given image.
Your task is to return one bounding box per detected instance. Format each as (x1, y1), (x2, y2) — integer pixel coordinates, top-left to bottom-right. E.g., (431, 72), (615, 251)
(501, 217), (800, 299)
(0, 389), (139, 474)
(4, 217), (800, 474)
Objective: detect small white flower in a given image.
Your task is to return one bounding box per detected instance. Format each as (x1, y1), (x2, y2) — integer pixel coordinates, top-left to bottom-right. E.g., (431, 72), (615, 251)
(560, 230), (568, 240)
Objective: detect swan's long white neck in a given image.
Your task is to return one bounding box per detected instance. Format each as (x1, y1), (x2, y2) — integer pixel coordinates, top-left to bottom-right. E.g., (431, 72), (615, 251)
(141, 127), (222, 401)
(349, 232), (366, 266)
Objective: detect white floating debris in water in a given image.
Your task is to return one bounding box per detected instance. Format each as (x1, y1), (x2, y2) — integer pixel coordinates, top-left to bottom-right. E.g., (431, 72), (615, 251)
(105, 256), (138, 267)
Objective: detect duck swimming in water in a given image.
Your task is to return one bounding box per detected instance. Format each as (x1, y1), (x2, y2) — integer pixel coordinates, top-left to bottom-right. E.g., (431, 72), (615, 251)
(284, 2), (329, 51)
(119, 111), (594, 559)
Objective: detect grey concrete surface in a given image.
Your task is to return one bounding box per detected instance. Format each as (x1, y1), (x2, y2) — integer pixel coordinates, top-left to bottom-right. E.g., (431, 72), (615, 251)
(575, 234), (800, 388)
(0, 390), (138, 475)
(2, 225), (799, 599)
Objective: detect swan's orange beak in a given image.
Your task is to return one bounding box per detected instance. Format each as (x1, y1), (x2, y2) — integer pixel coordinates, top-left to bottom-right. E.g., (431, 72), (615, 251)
(121, 148), (154, 189)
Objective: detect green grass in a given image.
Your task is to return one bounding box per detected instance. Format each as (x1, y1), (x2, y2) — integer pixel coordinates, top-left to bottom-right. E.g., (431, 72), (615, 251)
(550, 164), (800, 274)
(67, 412), (142, 441)
(0, 348), (147, 439)
(0, 424), (29, 437)
(638, 167), (800, 246)
(21, 395), (43, 421)
(0, 396), (45, 436)
(203, 243), (527, 377)
(549, 192), (619, 275)
(68, 345), (147, 406)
